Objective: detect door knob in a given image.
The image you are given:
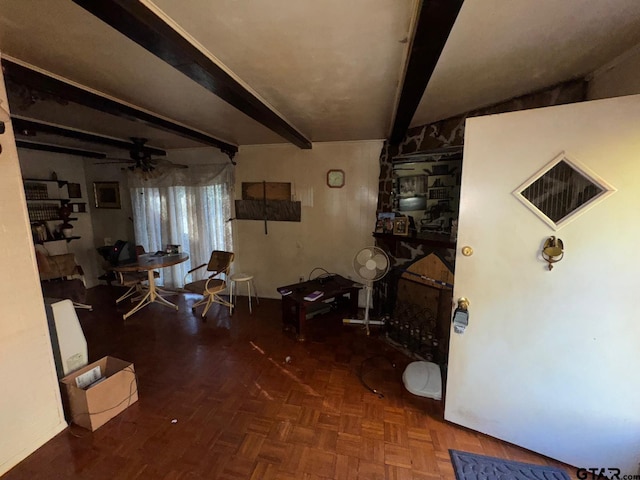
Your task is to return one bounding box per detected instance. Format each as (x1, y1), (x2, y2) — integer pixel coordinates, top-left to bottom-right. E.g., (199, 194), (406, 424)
(457, 297), (469, 310)
(453, 298), (470, 334)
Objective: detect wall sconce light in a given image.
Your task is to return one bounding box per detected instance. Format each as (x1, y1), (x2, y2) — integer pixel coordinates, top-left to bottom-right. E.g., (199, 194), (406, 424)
(542, 236), (564, 270)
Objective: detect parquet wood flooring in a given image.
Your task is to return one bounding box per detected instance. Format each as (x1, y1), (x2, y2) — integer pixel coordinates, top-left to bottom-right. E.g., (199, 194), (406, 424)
(3, 286), (575, 479)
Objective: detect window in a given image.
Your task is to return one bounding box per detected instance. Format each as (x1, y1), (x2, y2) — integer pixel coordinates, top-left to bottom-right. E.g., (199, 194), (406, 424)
(129, 164), (233, 288)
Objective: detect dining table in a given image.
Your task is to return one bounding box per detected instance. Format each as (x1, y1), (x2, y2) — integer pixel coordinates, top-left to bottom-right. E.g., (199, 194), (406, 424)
(112, 252), (189, 320)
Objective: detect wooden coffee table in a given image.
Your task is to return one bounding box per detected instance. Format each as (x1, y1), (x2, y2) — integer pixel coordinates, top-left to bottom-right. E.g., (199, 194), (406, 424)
(278, 275), (359, 341)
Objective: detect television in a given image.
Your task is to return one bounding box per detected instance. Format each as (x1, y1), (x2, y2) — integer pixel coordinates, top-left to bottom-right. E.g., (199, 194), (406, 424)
(97, 241), (137, 266)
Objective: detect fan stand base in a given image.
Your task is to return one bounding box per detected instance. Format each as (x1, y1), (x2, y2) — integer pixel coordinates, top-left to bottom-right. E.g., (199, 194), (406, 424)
(342, 319), (385, 326)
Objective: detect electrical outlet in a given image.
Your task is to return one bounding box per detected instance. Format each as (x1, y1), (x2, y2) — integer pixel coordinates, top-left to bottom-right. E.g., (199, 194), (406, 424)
(299, 276), (305, 283)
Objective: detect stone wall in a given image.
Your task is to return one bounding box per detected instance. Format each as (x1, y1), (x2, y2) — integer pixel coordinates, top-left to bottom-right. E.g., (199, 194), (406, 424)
(377, 79), (587, 211)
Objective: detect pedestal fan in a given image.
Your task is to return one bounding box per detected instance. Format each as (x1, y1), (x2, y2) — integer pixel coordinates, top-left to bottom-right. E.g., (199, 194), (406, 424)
(343, 246), (390, 335)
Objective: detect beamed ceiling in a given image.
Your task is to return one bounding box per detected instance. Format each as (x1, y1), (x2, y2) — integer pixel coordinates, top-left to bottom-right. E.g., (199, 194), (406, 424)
(1, 0), (640, 158)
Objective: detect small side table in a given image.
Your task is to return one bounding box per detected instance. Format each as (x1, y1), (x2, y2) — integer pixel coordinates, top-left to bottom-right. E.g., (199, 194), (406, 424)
(230, 273), (259, 313)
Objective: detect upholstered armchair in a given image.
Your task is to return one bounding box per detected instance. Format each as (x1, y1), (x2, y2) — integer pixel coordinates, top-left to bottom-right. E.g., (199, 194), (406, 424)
(36, 250), (92, 310)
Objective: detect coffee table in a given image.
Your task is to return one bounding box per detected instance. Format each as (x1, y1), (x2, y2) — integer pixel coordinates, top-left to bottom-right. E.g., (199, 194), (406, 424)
(278, 274), (359, 341)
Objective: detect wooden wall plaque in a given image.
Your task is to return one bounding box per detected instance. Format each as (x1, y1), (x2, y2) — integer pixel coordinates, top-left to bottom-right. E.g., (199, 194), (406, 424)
(235, 200), (301, 222)
(242, 182), (291, 201)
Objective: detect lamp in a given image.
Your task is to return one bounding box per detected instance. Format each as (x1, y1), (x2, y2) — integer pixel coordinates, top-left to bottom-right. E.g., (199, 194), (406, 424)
(542, 236), (564, 270)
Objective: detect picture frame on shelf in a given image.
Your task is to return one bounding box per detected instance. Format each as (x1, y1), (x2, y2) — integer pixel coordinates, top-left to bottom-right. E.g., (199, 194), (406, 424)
(67, 183), (82, 198)
(377, 212), (395, 234)
(93, 182), (121, 209)
(393, 216), (409, 236)
(31, 222), (51, 243)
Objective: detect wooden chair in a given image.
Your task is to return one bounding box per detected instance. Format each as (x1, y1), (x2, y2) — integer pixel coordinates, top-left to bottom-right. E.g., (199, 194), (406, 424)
(183, 251), (234, 319)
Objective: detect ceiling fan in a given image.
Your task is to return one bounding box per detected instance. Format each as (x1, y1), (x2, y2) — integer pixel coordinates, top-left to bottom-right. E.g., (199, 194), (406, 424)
(95, 137), (187, 172)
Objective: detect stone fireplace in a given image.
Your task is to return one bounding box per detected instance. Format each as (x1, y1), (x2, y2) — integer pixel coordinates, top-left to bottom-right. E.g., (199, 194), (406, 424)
(374, 235), (454, 366)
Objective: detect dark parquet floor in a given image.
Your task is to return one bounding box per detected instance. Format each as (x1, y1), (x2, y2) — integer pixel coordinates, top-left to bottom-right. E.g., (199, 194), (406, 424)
(3, 286), (575, 479)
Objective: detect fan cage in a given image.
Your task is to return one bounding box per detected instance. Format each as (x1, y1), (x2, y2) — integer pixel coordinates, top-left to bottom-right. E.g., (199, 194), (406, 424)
(352, 246), (390, 282)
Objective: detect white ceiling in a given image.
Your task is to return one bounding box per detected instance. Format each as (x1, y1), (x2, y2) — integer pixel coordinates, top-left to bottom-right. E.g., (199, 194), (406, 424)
(1, 0), (640, 152)
(413, 0), (640, 127)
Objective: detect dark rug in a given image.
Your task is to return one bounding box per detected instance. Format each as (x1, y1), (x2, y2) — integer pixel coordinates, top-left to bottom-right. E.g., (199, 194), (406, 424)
(449, 450), (570, 480)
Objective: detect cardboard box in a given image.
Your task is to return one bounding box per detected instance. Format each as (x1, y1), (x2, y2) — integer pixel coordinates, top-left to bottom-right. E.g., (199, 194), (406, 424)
(60, 356), (138, 431)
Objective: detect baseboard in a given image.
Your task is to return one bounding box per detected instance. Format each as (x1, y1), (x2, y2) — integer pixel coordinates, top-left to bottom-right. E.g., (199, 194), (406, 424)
(0, 420), (67, 476)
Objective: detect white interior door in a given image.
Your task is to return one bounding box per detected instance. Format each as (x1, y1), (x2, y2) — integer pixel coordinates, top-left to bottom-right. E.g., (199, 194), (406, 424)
(445, 95), (640, 473)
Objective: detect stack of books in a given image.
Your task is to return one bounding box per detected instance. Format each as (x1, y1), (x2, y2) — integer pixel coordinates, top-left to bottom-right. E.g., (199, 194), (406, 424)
(303, 290), (324, 301)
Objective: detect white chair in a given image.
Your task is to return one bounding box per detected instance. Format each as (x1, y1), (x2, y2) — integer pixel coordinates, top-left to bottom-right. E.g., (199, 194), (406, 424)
(229, 273), (259, 314)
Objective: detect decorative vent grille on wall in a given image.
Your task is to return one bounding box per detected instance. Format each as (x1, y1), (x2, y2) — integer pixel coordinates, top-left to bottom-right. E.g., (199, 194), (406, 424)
(513, 152), (615, 231)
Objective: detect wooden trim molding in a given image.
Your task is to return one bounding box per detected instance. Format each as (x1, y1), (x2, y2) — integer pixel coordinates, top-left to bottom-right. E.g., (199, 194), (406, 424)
(2, 59), (238, 156)
(72, 0), (312, 149)
(16, 140), (107, 159)
(12, 117), (167, 156)
(390, 0), (464, 144)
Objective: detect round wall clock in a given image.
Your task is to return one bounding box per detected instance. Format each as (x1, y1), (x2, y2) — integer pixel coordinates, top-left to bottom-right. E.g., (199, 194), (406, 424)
(327, 169), (345, 188)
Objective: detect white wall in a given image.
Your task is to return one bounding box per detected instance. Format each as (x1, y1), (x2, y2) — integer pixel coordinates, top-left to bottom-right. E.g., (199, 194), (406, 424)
(90, 142), (381, 298)
(18, 150), (100, 287)
(82, 161), (135, 282)
(83, 162), (135, 249)
(0, 64), (66, 476)
(232, 141), (382, 298)
(588, 43), (640, 100)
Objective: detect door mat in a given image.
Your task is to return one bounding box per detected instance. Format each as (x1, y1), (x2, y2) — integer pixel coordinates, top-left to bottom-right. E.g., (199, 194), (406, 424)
(449, 449), (570, 480)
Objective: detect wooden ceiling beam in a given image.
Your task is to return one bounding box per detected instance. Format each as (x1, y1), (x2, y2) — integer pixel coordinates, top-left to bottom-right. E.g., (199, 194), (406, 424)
(12, 117), (167, 156)
(390, 0), (464, 145)
(2, 59), (238, 156)
(72, 0), (312, 149)
(16, 139), (107, 159)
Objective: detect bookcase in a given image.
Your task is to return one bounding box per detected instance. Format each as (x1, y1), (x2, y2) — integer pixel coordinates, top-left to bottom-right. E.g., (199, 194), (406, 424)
(23, 178), (86, 243)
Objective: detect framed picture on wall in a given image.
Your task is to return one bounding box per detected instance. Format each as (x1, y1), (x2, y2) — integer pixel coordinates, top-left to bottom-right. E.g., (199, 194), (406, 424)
(93, 182), (121, 209)
(398, 175), (426, 196)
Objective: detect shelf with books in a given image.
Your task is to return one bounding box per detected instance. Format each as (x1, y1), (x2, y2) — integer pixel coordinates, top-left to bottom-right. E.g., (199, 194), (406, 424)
(24, 177), (83, 243)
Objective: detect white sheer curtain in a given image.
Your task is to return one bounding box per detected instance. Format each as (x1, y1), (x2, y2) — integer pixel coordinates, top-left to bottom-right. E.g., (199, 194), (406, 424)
(128, 163), (234, 288)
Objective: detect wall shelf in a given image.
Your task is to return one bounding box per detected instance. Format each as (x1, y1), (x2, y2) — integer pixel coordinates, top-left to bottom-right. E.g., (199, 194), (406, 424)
(68, 202), (87, 213)
(23, 177), (82, 243)
(392, 157), (462, 233)
(38, 236), (81, 244)
(23, 178), (69, 189)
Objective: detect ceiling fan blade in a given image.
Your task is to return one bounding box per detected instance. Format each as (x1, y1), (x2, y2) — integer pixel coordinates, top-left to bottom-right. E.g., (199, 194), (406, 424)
(95, 148), (189, 170)
(94, 160), (133, 165)
(101, 156), (132, 162)
(153, 158), (189, 169)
